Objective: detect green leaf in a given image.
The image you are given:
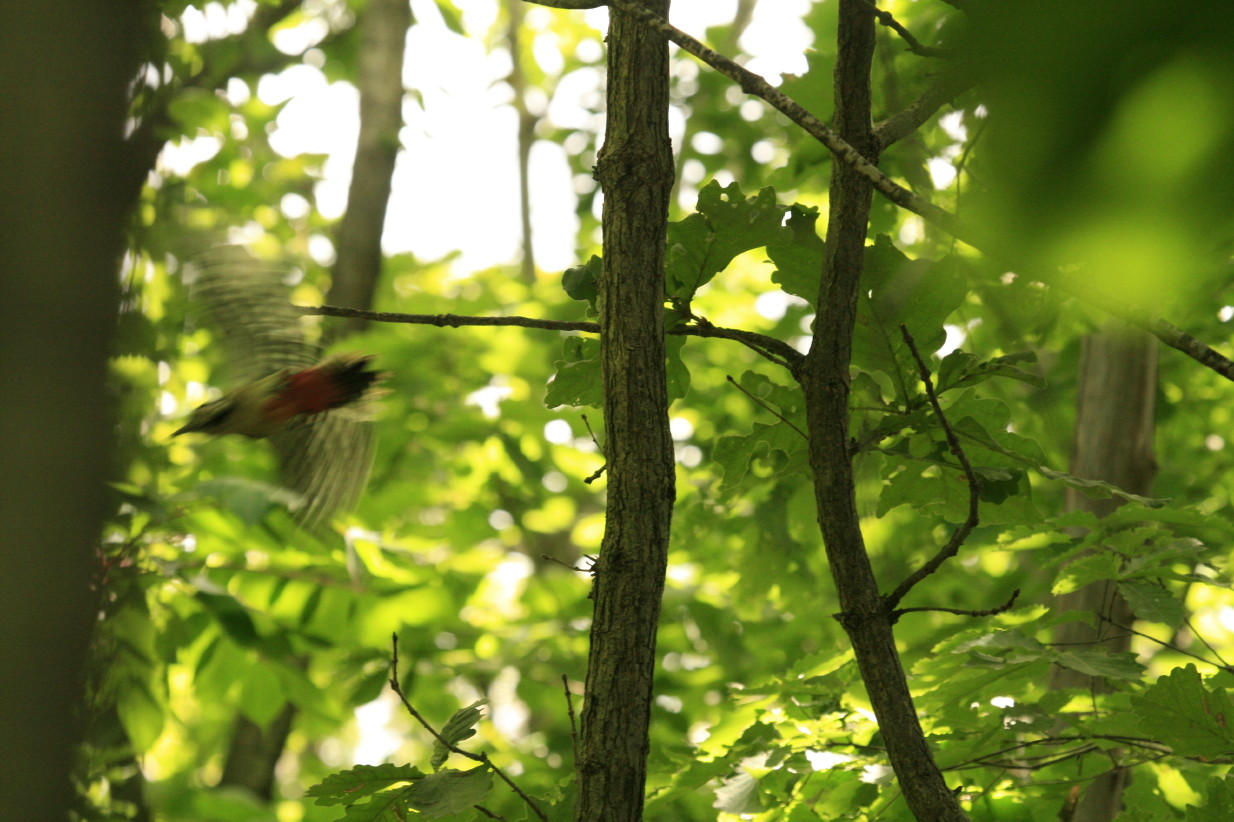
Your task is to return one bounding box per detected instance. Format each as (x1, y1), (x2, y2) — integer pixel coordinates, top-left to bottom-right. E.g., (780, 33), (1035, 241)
(432, 700), (486, 770)
(1134, 665), (1234, 758)
(767, 204), (825, 306)
(432, 0), (466, 35)
(238, 661), (285, 728)
(1119, 580), (1185, 629)
(307, 763), (424, 806)
(666, 181), (788, 302)
(116, 681), (164, 751)
(562, 255), (601, 312)
(851, 236), (966, 404)
(935, 350), (1045, 394)
(194, 591), (260, 647)
(714, 770), (761, 814)
(1053, 553), (1122, 595)
(1186, 776), (1234, 822)
(1035, 464), (1169, 508)
(546, 337), (602, 408)
(405, 767), (494, 818)
(1051, 647), (1144, 680)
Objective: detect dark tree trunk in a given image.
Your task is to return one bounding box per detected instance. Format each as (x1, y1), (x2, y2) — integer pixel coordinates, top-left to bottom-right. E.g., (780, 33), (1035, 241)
(799, 1), (967, 818)
(573, 1), (676, 819)
(0, 2), (143, 819)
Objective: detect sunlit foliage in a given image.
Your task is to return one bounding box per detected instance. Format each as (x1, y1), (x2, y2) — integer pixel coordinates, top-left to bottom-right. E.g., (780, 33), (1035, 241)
(91, 1), (1234, 820)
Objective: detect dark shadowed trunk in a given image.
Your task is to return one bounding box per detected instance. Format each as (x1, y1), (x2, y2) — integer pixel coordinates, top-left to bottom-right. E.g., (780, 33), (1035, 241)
(573, 1), (676, 819)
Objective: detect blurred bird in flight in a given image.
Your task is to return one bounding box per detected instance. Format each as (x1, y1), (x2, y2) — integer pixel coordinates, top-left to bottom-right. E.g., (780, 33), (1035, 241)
(173, 244), (383, 529)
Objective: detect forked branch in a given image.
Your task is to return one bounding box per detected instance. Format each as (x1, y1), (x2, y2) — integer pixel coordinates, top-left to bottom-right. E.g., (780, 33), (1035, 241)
(883, 325), (980, 612)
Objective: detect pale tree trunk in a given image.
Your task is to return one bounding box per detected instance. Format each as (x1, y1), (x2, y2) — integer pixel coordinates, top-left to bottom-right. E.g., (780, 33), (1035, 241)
(1051, 321), (1157, 821)
(505, 0), (538, 284)
(327, 0), (411, 337)
(573, 1), (676, 819)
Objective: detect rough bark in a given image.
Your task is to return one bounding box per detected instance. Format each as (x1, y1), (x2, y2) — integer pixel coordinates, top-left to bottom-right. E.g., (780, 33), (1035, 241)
(0, 2), (141, 819)
(573, 1), (675, 820)
(1050, 322), (1157, 821)
(799, 1), (967, 819)
(328, 0), (411, 336)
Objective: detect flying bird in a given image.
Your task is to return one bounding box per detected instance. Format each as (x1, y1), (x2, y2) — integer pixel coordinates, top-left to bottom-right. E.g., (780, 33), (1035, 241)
(173, 244), (383, 529)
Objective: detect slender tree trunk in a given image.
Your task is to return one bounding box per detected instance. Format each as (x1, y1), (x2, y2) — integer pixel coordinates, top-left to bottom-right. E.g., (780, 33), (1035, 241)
(328, 0), (411, 337)
(505, 0), (538, 284)
(799, 1), (967, 818)
(1051, 322), (1157, 821)
(574, 1), (675, 819)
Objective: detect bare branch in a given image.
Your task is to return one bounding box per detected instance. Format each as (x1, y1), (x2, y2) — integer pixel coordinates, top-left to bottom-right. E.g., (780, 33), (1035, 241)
(858, 0), (950, 58)
(1097, 616), (1234, 674)
(520, 0), (604, 8)
(873, 71), (975, 148)
(884, 325), (980, 611)
(297, 304), (804, 369)
(725, 374), (807, 439)
(389, 635), (548, 821)
(894, 588), (1019, 621)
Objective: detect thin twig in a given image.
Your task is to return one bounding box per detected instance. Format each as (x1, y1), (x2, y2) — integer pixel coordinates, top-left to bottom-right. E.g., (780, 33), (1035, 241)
(580, 413), (604, 454)
(298, 304), (802, 370)
(857, 0), (950, 58)
(884, 325), (980, 611)
(1180, 609), (1234, 670)
(389, 634), (549, 821)
(894, 588), (1019, 621)
(521, 0), (604, 8)
(540, 554), (595, 573)
(562, 674), (579, 764)
(725, 374), (807, 439)
(579, 413), (607, 483)
(1097, 617), (1234, 673)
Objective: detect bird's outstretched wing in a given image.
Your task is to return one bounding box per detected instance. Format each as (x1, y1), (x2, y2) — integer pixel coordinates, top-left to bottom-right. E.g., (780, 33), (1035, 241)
(185, 243), (316, 381)
(184, 243), (377, 529)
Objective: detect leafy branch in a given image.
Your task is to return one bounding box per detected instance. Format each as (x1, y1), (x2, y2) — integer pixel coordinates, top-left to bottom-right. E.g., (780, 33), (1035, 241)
(387, 634), (548, 821)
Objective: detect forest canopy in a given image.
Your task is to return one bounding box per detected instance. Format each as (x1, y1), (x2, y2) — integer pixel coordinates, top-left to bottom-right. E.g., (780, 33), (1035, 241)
(27, 1), (1234, 820)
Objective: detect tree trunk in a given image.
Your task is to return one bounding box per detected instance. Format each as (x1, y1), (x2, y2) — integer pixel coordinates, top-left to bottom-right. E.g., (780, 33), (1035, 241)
(0, 2), (141, 819)
(574, 1), (676, 819)
(327, 0), (411, 337)
(1051, 322), (1157, 822)
(800, 2), (967, 819)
